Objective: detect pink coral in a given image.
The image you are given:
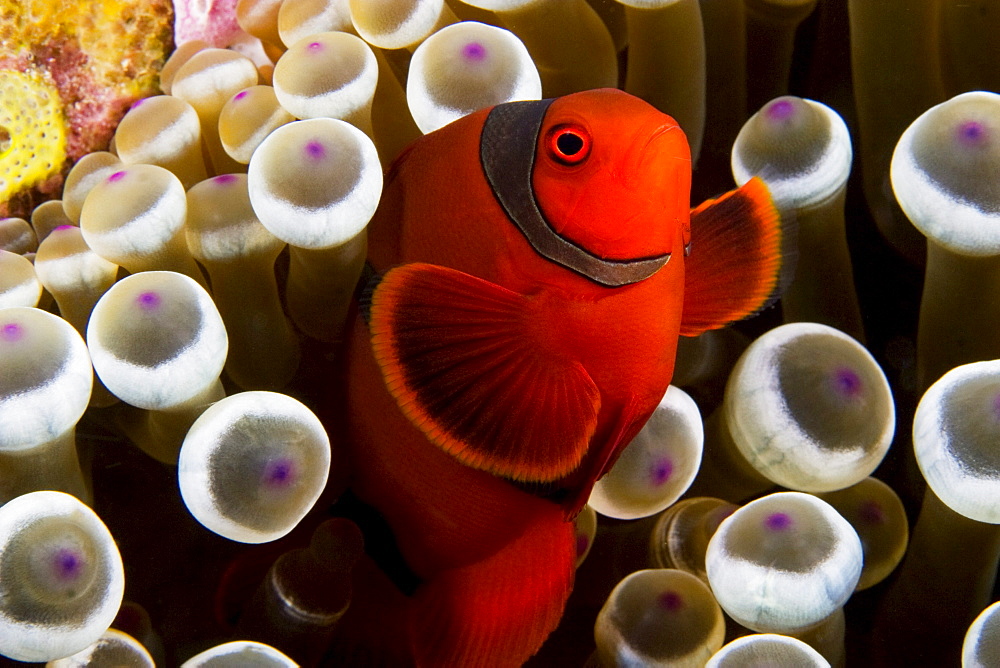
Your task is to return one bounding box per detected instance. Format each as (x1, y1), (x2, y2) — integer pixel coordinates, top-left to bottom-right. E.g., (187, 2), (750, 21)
(173, 0), (245, 48)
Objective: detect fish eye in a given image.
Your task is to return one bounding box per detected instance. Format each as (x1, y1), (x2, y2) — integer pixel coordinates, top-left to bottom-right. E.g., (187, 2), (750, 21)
(546, 124), (592, 165)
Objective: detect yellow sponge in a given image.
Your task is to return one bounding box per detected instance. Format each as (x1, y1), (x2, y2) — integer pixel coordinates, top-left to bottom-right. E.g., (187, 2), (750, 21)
(0, 70), (67, 203)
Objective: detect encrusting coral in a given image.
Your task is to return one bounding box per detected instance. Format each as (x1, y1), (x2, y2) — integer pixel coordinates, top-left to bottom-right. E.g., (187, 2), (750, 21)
(0, 0), (173, 216)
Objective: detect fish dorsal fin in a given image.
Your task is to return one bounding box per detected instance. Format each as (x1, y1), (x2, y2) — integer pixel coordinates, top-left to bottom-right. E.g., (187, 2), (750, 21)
(680, 177), (791, 336)
(369, 263), (601, 482)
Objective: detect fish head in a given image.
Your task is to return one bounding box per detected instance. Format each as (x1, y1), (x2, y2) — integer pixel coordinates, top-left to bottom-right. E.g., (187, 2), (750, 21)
(480, 89), (692, 291)
(530, 89), (692, 275)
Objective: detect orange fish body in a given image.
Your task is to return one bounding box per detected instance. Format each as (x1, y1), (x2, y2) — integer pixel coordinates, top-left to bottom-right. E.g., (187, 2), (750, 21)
(335, 89), (786, 666)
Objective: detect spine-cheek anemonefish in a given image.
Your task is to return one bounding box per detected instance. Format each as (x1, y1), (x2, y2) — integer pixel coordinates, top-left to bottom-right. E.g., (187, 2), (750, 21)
(327, 88), (790, 667)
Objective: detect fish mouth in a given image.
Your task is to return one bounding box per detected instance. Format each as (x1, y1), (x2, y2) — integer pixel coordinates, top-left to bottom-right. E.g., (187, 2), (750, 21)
(644, 122), (688, 154)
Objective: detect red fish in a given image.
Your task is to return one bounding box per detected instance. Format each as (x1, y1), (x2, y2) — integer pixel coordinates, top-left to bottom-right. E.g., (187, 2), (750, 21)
(332, 88), (787, 666)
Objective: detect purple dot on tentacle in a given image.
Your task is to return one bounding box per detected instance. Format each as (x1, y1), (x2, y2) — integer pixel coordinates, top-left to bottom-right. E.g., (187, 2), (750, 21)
(766, 99), (795, 122)
(0, 323), (23, 342)
(649, 458), (673, 487)
(462, 42), (487, 62)
(52, 548), (83, 582)
(304, 140), (326, 161)
(108, 170), (127, 183)
(957, 120), (988, 148)
(262, 458), (296, 488)
(213, 174), (238, 185)
(234, 90), (249, 102)
(765, 512), (793, 531)
(135, 291), (161, 310)
(858, 500), (886, 526)
(130, 98), (144, 110)
(657, 590), (683, 612)
(832, 366), (863, 398)
(307, 41), (323, 52)
(54, 225), (76, 232)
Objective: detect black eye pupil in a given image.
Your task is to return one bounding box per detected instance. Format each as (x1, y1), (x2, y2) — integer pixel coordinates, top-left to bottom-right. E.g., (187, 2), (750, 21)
(556, 132), (584, 156)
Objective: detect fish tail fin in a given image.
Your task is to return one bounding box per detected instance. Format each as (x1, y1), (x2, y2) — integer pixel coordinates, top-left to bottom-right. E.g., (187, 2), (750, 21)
(408, 506), (576, 667)
(680, 177), (795, 336)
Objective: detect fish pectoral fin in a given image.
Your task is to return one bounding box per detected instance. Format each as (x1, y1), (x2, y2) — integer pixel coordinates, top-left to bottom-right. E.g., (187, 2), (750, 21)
(680, 177), (793, 336)
(560, 399), (646, 518)
(369, 262), (601, 482)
